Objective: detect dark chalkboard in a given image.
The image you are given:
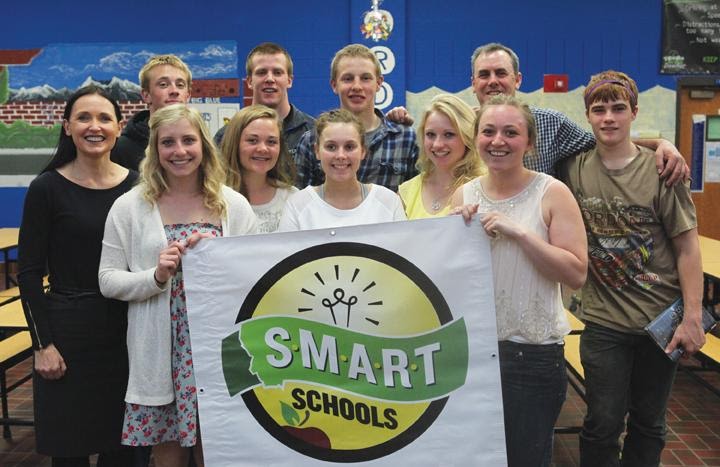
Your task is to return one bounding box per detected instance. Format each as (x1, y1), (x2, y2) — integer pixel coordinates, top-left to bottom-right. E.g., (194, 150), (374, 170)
(662, 0), (720, 74)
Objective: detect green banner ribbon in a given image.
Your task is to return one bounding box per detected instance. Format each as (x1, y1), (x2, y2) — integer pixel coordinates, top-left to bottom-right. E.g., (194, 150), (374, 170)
(222, 316), (468, 402)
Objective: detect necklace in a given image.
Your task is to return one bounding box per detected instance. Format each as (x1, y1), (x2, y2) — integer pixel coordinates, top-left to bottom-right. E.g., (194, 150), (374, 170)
(427, 181), (450, 212)
(431, 198), (443, 211)
(318, 182), (367, 202)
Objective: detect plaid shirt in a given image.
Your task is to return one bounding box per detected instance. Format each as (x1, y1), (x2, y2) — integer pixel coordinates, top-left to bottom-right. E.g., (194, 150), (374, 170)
(527, 107), (596, 175)
(294, 109), (419, 192)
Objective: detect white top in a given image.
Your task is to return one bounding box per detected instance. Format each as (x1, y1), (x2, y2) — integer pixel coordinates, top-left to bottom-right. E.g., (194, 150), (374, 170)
(253, 185), (298, 233)
(462, 172), (570, 344)
(98, 185), (257, 405)
(278, 184), (406, 231)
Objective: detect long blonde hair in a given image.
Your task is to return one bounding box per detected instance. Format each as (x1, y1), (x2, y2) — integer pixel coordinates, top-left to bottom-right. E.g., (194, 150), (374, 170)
(140, 104), (227, 217)
(417, 94), (486, 192)
(221, 105), (296, 196)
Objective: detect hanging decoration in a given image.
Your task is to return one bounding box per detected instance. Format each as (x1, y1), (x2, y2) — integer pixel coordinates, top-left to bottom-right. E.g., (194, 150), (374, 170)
(361, 0), (394, 42)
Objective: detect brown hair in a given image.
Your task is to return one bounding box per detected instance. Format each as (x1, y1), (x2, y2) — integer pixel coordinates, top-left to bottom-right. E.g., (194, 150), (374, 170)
(583, 70), (639, 111)
(314, 108), (366, 153)
(245, 42), (294, 77)
(474, 95), (537, 154)
(221, 105), (296, 196)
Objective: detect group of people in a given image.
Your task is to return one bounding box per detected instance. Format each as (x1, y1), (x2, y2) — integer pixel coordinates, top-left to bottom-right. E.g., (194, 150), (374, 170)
(16, 40), (707, 467)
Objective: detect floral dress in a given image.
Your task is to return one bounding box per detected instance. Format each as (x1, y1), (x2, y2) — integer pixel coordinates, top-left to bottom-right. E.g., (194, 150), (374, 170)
(121, 223), (222, 447)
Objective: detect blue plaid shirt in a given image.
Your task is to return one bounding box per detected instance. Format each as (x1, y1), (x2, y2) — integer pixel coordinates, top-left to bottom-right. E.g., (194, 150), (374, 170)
(294, 109), (419, 192)
(527, 107), (596, 175)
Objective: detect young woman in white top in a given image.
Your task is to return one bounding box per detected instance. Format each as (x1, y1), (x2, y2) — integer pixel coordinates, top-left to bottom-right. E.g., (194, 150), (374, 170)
(222, 105), (298, 233)
(99, 105), (256, 467)
(279, 108), (405, 231)
(451, 95), (587, 467)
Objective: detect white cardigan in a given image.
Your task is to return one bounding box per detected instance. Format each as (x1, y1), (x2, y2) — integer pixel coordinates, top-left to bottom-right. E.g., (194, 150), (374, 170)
(99, 185), (257, 405)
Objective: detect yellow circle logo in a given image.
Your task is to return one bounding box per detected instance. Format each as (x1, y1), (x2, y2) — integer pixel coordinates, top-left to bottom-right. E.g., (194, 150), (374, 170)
(222, 243), (468, 462)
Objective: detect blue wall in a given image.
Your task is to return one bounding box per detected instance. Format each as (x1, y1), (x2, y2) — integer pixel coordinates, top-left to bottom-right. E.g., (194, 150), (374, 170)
(1, 0), (677, 227)
(3, 0), (675, 114)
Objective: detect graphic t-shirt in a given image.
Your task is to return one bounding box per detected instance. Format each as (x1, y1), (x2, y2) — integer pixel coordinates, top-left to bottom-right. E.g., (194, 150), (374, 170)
(559, 146), (697, 333)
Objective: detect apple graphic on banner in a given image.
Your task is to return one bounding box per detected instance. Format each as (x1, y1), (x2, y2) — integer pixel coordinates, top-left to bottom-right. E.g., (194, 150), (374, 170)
(281, 401), (331, 449)
(283, 426), (331, 449)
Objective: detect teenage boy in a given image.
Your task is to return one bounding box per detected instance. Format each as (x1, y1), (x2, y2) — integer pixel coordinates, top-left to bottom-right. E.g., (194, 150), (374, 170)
(214, 42), (314, 158)
(112, 54), (192, 170)
(294, 44), (418, 191)
(558, 71), (705, 467)
(469, 43), (688, 182)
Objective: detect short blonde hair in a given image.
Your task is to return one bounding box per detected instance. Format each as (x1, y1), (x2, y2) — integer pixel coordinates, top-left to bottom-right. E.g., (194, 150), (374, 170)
(417, 94), (486, 192)
(139, 54), (192, 91)
(330, 44), (382, 82)
(140, 104), (226, 217)
(221, 105), (296, 196)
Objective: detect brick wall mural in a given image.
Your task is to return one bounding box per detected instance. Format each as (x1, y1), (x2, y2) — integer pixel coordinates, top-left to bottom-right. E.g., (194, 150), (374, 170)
(0, 41), (240, 149)
(0, 100), (146, 126)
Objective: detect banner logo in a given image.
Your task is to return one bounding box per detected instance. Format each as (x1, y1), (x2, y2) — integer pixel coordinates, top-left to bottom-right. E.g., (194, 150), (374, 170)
(221, 242), (469, 462)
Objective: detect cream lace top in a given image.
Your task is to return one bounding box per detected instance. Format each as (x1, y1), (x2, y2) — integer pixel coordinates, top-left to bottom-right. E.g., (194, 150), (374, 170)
(462, 173), (570, 344)
(253, 185), (298, 233)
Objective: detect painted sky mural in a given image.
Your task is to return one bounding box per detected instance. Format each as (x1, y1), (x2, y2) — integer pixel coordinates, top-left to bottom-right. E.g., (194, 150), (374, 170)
(8, 41), (237, 91)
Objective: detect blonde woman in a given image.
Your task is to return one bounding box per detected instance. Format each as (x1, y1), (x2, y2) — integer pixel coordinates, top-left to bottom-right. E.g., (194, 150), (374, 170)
(99, 104), (256, 467)
(398, 94), (485, 219)
(222, 105), (298, 233)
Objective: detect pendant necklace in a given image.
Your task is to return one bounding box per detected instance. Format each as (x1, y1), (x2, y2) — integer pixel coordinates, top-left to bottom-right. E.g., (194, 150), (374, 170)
(431, 198), (443, 211)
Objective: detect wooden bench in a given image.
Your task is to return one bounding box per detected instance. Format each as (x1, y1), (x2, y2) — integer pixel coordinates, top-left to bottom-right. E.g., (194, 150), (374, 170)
(564, 308), (585, 390)
(0, 331), (33, 438)
(0, 299), (29, 330)
(0, 286), (21, 306)
(566, 308), (585, 335)
(0, 276), (49, 306)
(563, 306), (720, 403)
(684, 333), (720, 398)
(555, 310), (587, 434)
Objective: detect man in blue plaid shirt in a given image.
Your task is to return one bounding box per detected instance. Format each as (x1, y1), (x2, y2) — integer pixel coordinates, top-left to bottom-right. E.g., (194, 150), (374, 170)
(294, 44), (418, 192)
(469, 43), (688, 182)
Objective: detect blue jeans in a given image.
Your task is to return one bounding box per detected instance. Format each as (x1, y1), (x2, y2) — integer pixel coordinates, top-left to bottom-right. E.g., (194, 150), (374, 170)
(499, 340), (567, 467)
(579, 323), (678, 467)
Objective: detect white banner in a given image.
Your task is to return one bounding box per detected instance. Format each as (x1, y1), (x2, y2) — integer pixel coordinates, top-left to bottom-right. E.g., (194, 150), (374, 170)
(183, 216), (506, 466)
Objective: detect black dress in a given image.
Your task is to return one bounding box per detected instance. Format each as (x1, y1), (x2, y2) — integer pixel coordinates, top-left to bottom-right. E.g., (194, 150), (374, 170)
(18, 169), (137, 456)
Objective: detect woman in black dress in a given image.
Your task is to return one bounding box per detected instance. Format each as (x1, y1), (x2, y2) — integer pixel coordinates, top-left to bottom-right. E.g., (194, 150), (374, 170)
(18, 85), (136, 466)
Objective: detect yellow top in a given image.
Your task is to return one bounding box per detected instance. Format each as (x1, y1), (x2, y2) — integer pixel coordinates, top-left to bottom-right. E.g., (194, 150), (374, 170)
(398, 175), (451, 220)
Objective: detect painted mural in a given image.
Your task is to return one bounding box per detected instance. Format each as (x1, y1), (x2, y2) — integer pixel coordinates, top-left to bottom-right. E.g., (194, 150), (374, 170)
(0, 41), (239, 149)
(406, 86), (677, 144)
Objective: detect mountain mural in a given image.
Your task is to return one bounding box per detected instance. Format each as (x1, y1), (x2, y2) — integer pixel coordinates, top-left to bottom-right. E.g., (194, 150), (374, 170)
(9, 76), (142, 102)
